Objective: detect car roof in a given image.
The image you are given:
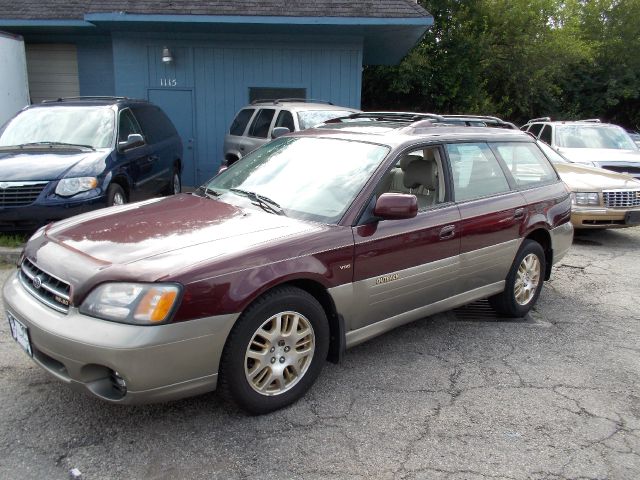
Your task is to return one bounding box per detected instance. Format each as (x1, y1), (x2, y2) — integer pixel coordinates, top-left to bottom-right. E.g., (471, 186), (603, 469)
(29, 96), (150, 108)
(524, 118), (621, 128)
(298, 123), (534, 150)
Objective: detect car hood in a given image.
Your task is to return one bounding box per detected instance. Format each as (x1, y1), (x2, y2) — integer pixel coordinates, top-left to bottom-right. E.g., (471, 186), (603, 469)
(557, 148), (640, 164)
(0, 148), (108, 181)
(24, 194), (323, 297)
(555, 162), (640, 190)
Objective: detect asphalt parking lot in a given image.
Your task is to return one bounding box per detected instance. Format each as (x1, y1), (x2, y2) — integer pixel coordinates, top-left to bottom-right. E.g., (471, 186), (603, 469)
(1, 227), (639, 480)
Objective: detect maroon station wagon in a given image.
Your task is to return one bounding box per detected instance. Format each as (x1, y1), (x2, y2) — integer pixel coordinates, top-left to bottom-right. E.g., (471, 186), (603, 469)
(4, 123), (573, 414)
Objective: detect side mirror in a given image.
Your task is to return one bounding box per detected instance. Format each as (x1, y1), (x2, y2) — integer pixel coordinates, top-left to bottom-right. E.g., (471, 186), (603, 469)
(374, 193), (418, 220)
(272, 127), (290, 139)
(118, 133), (145, 151)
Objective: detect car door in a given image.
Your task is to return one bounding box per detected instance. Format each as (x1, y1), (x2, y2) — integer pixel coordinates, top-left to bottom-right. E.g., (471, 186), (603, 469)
(130, 105), (174, 196)
(115, 108), (156, 202)
(348, 145), (462, 339)
(446, 142), (526, 294)
(243, 108), (277, 154)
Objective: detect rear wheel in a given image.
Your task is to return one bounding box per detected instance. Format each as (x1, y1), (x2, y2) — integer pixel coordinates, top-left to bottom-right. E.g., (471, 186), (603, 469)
(219, 286), (329, 414)
(489, 239), (545, 317)
(107, 184), (127, 206)
(170, 169), (181, 195)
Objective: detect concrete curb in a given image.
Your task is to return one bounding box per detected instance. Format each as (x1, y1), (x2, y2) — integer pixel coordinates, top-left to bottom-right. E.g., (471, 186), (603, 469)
(0, 246), (23, 265)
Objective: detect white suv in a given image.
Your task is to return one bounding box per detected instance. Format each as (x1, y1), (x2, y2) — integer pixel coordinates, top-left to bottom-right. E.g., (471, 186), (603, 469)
(521, 118), (640, 179)
(223, 99), (359, 166)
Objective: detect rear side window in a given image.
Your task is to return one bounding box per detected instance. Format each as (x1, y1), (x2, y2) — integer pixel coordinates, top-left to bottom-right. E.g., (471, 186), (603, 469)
(493, 142), (558, 187)
(539, 125), (552, 144)
(131, 105), (178, 144)
(446, 143), (510, 202)
(230, 109), (254, 136)
(526, 123), (544, 137)
(248, 109), (276, 138)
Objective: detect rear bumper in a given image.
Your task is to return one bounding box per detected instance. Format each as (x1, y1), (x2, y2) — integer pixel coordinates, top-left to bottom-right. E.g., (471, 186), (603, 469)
(3, 271), (239, 404)
(571, 206), (640, 229)
(0, 194), (108, 231)
(550, 221), (573, 265)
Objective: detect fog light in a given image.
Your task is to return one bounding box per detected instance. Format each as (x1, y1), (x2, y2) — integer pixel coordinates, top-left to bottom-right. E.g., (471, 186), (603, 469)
(110, 370), (127, 396)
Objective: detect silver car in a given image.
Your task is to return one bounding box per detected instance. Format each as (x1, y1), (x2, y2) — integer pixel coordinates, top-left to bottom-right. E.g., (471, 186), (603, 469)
(223, 99), (359, 167)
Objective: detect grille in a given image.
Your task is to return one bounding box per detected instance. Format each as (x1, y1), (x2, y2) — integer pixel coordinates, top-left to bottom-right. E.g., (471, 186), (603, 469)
(603, 190), (640, 208)
(19, 259), (71, 314)
(0, 182), (48, 207)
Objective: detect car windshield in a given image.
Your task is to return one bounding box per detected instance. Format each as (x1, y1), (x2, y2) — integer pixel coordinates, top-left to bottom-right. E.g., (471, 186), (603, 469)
(537, 141), (569, 164)
(202, 136), (389, 223)
(297, 110), (356, 129)
(0, 106), (115, 149)
(555, 124), (637, 150)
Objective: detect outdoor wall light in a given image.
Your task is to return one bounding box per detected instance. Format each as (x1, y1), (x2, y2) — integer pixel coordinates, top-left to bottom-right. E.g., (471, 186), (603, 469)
(161, 47), (173, 64)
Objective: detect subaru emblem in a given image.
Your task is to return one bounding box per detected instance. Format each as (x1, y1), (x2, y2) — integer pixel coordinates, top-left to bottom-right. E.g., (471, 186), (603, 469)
(32, 276), (42, 290)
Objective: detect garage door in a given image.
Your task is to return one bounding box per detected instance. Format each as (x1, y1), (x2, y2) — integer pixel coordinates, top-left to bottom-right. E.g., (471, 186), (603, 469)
(26, 44), (80, 103)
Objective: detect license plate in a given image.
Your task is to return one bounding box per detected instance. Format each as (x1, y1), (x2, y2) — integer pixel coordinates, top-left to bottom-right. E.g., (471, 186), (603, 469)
(625, 211), (640, 225)
(7, 311), (32, 357)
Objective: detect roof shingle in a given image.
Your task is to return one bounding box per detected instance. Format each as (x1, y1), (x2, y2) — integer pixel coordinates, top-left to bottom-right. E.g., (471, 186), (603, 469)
(0, 0), (429, 20)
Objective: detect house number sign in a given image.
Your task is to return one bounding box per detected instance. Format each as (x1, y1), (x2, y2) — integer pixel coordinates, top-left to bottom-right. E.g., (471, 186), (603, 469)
(160, 78), (177, 87)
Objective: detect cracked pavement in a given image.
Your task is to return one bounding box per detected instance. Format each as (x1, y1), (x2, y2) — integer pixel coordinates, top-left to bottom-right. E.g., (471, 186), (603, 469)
(1, 227), (639, 479)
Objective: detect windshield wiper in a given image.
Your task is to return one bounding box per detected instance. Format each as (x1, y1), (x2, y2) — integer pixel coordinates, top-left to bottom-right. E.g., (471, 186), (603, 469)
(16, 141), (95, 151)
(229, 188), (285, 216)
(201, 186), (223, 199)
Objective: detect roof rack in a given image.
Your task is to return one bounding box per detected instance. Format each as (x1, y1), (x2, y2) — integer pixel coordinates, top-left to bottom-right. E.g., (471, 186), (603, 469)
(250, 98), (333, 105)
(324, 112), (445, 123)
(577, 118), (601, 123)
(438, 114), (518, 129)
(41, 96), (131, 103)
(525, 117), (551, 124)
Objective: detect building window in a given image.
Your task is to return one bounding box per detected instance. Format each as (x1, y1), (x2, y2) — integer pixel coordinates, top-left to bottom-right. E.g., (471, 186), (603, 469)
(249, 87), (306, 103)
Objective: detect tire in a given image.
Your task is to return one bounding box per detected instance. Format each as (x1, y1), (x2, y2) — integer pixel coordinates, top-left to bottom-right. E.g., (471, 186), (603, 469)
(489, 239), (546, 317)
(107, 184), (127, 207)
(218, 286), (329, 414)
(168, 168), (181, 195)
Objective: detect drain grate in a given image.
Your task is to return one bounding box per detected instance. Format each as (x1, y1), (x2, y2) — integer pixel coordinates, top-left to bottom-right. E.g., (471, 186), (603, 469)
(451, 300), (531, 323)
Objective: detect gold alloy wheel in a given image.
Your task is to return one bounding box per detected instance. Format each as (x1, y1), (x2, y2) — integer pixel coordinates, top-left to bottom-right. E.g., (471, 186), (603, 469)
(514, 253), (541, 306)
(244, 311), (315, 396)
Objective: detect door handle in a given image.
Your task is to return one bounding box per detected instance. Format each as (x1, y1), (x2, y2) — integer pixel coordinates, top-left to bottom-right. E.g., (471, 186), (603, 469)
(514, 208), (525, 219)
(149, 155), (159, 162)
(439, 225), (456, 240)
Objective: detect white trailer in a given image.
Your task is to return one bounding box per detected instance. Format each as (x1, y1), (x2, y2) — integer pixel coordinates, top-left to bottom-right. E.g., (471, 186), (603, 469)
(0, 31), (30, 126)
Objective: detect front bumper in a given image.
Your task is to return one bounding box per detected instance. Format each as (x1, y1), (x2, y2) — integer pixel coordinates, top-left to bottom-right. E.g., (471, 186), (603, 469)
(0, 194), (108, 232)
(571, 206), (640, 229)
(3, 271), (238, 404)
(550, 221), (573, 265)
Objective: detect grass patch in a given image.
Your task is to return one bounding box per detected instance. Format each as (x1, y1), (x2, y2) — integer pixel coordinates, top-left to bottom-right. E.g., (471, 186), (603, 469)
(0, 233), (27, 248)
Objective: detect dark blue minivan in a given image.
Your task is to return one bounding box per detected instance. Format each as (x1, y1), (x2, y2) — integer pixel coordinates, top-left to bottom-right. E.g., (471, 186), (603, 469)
(0, 97), (183, 231)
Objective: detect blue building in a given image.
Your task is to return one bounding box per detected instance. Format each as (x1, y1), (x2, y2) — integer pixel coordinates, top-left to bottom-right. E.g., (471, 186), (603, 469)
(0, 1), (432, 186)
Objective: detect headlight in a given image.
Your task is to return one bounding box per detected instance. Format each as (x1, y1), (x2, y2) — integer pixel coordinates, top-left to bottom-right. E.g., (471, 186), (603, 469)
(571, 192), (600, 206)
(55, 177), (98, 197)
(80, 283), (181, 325)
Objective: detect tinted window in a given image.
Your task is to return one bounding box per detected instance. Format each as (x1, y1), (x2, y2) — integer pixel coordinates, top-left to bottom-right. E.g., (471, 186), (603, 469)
(527, 123), (544, 137)
(230, 109), (254, 136)
(275, 110), (295, 132)
(493, 142), (558, 187)
(131, 105), (178, 144)
(248, 109), (276, 138)
(118, 109), (142, 142)
(539, 125), (552, 144)
(447, 143), (510, 202)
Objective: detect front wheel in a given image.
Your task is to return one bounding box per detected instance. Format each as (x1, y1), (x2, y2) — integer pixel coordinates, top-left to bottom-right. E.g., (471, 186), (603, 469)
(218, 286), (329, 414)
(489, 239), (545, 317)
(107, 184), (127, 207)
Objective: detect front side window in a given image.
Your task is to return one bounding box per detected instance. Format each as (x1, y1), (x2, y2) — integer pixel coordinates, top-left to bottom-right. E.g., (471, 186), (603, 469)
(118, 109), (142, 143)
(493, 142), (558, 187)
(275, 110), (295, 132)
(229, 109), (255, 136)
(526, 123), (544, 137)
(539, 125), (552, 144)
(0, 106), (115, 149)
(202, 137), (389, 223)
(298, 110), (355, 130)
(446, 143), (510, 202)
(248, 109), (276, 138)
(555, 125), (638, 150)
